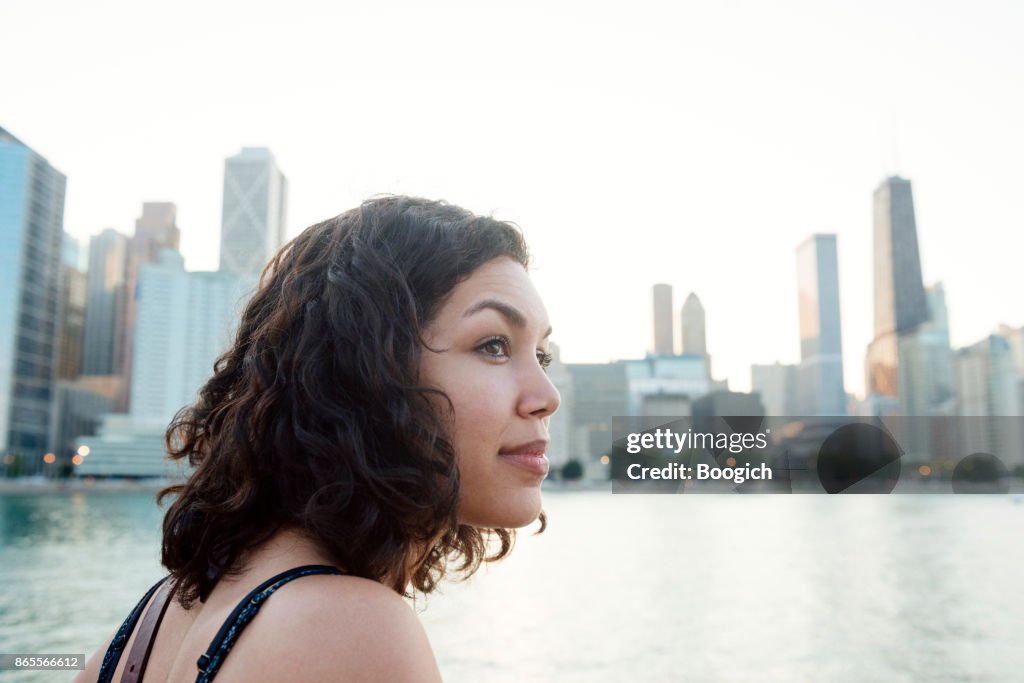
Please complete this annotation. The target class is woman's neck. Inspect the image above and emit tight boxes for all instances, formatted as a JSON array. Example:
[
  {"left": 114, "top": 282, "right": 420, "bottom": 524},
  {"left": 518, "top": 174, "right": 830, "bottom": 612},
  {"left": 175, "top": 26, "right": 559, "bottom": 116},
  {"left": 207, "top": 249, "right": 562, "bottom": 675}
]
[{"left": 242, "top": 526, "right": 430, "bottom": 595}]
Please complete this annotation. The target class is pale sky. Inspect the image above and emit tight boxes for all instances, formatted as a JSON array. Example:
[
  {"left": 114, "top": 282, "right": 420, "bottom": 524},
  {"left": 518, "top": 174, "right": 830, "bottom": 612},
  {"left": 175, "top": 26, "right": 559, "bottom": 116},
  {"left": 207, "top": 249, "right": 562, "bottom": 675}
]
[{"left": 3, "top": 0, "right": 1022, "bottom": 398}]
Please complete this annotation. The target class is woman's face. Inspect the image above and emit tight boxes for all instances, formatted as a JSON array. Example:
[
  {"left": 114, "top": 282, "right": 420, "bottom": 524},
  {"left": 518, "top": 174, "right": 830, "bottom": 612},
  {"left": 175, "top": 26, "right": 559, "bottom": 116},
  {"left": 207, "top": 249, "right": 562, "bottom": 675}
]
[{"left": 420, "top": 257, "right": 560, "bottom": 528}]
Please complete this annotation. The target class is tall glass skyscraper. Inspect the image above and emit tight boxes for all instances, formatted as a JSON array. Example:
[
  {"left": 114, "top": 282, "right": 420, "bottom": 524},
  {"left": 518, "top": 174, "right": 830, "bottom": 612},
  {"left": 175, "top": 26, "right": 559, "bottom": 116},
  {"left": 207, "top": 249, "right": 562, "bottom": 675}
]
[
  {"left": 0, "top": 126, "right": 66, "bottom": 467},
  {"left": 866, "top": 176, "right": 929, "bottom": 404},
  {"left": 872, "top": 176, "right": 928, "bottom": 336},
  {"left": 81, "top": 228, "right": 128, "bottom": 375},
  {"left": 219, "top": 147, "right": 287, "bottom": 277},
  {"left": 796, "top": 234, "right": 846, "bottom": 415}
]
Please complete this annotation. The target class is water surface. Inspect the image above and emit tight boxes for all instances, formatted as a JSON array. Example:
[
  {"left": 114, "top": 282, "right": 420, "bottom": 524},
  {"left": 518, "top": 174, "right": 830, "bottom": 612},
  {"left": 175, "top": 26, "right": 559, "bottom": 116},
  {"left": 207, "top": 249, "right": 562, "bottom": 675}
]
[{"left": 2, "top": 491, "right": 1022, "bottom": 682}]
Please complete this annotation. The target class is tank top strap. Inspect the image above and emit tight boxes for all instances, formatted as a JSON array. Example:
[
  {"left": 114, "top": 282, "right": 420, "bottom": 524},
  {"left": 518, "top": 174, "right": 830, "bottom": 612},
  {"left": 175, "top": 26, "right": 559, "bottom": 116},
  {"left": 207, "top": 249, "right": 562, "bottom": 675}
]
[
  {"left": 96, "top": 576, "right": 171, "bottom": 683},
  {"left": 195, "top": 564, "right": 347, "bottom": 683}
]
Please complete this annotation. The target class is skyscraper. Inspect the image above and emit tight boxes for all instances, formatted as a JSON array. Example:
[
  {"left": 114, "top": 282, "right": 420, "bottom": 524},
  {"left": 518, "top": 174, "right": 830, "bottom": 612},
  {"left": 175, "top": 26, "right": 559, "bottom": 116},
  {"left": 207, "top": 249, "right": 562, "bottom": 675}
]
[
  {"left": 873, "top": 176, "right": 928, "bottom": 336},
  {"left": 866, "top": 176, "right": 929, "bottom": 407},
  {"left": 129, "top": 251, "right": 256, "bottom": 421},
  {"left": 81, "top": 228, "right": 128, "bottom": 376},
  {"left": 651, "top": 283, "right": 674, "bottom": 355},
  {"left": 680, "top": 291, "right": 711, "bottom": 377},
  {"left": 133, "top": 202, "right": 180, "bottom": 261},
  {"left": 219, "top": 147, "right": 287, "bottom": 277},
  {"left": 57, "top": 233, "right": 87, "bottom": 380},
  {"left": 0, "top": 126, "right": 66, "bottom": 468},
  {"left": 680, "top": 292, "right": 707, "bottom": 356},
  {"left": 117, "top": 202, "right": 180, "bottom": 409},
  {"left": 796, "top": 234, "right": 846, "bottom": 415}
]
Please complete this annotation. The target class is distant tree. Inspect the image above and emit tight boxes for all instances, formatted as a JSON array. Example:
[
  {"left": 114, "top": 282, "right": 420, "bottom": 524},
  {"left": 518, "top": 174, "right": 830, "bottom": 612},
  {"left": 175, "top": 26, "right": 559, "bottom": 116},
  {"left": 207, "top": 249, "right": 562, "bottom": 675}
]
[
  {"left": 561, "top": 459, "right": 584, "bottom": 481},
  {"left": 4, "top": 453, "right": 26, "bottom": 478}
]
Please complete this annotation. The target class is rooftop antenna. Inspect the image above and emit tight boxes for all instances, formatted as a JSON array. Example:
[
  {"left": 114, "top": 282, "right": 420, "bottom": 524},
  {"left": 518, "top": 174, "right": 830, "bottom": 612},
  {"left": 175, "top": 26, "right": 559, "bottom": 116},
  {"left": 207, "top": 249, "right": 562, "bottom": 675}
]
[
  {"left": 891, "top": 117, "right": 902, "bottom": 177},
  {"left": 878, "top": 107, "right": 902, "bottom": 178}
]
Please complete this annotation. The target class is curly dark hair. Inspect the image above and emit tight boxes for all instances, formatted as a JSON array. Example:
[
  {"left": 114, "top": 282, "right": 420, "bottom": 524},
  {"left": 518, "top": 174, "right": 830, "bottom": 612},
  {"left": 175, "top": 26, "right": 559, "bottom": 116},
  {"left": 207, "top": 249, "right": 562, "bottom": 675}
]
[{"left": 159, "top": 195, "right": 541, "bottom": 607}]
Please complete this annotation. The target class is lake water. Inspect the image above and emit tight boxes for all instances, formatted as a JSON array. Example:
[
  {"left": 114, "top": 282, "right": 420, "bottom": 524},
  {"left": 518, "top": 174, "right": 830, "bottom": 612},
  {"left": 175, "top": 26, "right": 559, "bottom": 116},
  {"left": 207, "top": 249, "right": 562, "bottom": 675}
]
[{"left": 2, "top": 490, "right": 1023, "bottom": 682}]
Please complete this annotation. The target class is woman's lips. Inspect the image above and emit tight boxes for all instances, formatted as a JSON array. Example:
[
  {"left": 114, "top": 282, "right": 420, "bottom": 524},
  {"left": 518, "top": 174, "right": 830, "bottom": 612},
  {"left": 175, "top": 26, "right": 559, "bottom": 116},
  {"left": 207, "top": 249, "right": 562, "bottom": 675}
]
[{"left": 498, "top": 452, "right": 550, "bottom": 476}]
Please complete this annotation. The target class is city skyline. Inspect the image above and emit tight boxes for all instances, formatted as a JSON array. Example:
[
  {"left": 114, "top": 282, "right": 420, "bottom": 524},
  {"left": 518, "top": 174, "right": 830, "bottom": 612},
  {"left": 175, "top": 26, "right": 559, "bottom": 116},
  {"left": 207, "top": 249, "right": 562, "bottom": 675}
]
[
  {"left": 3, "top": 0, "right": 1022, "bottom": 398},
  {"left": 13, "top": 144, "right": 1022, "bottom": 402},
  {"left": 3, "top": 134, "right": 1021, "bottom": 474}
]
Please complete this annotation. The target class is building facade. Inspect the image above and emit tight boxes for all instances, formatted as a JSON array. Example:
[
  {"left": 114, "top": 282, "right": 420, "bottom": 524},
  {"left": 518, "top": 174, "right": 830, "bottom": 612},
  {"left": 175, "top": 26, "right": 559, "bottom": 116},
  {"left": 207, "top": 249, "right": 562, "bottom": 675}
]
[
  {"left": 866, "top": 176, "right": 930, "bottom": 410},
  {"left": 796, "top": 234, "right": 846, "bottom": 415},
  {"left": 623, "top": 354, "right": 720, "bottom": 416},
  {"left": 57, "top": 233, "right": 87, "bottom": 380},
  {"left": 82, "top": 228, "right": 128, "bottom": 375},
  {"left": 219, "top": 147, "right": 288, "bottom": 277},
  {"left": 751, "top": 362, "right": 798, "bottom": 417},
  {"left": 898, "top": 283, "right": 955, "bottom": 417},
  {"left": 872, "top": 176, "right": 928, "bottom": 336},
  {"left": 680, "top": 292, "right": 711, "bottom": 377},
  {"left": 130, "top": 251, "right": 257, "bottom": 421},
  {"left": 996, "top": 324, "right": 1024, "bottom": 416},
  {"left": 651, "top": 283, "right": 674, "bottom": 355},
  {"left": 565, "top": 362, "right": 629, "bottom": 465},
  {"left": 117, "top": 202, "right": 181, "bottom": 409},
  {"left": 954, "top": 335, "right": 1022, "bottom": 466},
  {"left": 0, "top": 127, "right": 66, "bottom": 468}
]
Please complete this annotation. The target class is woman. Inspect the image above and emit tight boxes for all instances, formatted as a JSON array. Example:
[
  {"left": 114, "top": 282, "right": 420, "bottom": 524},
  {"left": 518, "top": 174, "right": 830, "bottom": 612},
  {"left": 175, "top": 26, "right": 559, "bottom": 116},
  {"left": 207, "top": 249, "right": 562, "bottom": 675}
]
[{"left": 76, "top": 196, "right": 560, "bottom": 682}]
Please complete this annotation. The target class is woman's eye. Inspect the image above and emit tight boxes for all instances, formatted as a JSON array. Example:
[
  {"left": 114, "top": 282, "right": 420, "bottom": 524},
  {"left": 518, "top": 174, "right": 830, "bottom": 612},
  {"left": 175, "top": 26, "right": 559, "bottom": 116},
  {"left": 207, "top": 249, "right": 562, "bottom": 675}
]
[
  {"left": 477, "top": 337, "right": 552, "bottom": 370},
  {"left": 478, "top": 336, "right": 511, "bottom": 358}
]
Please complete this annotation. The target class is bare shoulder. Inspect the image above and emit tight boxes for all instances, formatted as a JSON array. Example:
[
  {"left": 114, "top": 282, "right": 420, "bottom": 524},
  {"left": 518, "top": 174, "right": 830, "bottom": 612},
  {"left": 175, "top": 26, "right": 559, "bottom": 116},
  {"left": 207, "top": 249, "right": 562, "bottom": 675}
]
[
  {"left": 73, "top": 631, "right": 114, "bottom": 683},
  {"left": 214, "top": 574, "right": 443, "bottom": 682}
]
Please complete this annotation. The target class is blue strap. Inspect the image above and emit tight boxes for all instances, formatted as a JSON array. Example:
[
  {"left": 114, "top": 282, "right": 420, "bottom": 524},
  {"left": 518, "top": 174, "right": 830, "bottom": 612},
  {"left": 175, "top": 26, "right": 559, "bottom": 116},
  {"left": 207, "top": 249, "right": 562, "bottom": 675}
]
[
  {"left": 96, "top": 576, "right": 170, "bottom": 683},
  {"left": 195, "top": 564, "right": 346, "bottom": 682}
]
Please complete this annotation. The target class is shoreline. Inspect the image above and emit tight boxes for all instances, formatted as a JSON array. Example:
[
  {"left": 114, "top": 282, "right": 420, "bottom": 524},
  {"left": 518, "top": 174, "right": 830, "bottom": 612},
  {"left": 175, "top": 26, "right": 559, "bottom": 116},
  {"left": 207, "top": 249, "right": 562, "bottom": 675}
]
[
  {"left": 0, "top": 477, "right": 173, "bottom": 494},
  {"left": 0, "top": 477, "right": 615, "bottom": 495},
  {"left": 3, "top": 476, "right": 1020, "bottom": 495}
]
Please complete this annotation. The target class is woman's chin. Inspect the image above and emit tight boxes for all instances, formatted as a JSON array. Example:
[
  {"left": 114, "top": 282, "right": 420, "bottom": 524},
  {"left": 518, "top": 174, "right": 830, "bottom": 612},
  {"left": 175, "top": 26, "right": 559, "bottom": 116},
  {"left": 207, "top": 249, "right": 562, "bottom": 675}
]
[{"left": 459, "top": 490, "right": 543, "bottom": 529}]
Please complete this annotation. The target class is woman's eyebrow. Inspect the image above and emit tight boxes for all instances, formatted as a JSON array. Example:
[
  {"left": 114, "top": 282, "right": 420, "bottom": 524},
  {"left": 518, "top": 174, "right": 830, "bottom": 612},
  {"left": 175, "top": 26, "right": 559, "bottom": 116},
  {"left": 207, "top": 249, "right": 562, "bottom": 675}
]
[{"left": 463, "top": 299, "right": 553, "bottom": 338}]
